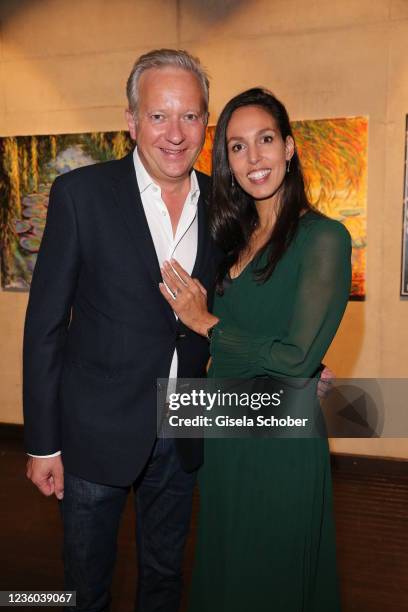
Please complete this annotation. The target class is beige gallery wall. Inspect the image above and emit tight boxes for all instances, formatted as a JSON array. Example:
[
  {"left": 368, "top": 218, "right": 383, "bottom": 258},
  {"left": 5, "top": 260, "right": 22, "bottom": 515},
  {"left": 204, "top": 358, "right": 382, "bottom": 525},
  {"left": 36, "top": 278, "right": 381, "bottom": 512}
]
[{"left": 0, "top": 0, "right": 407, "bottom": 458}]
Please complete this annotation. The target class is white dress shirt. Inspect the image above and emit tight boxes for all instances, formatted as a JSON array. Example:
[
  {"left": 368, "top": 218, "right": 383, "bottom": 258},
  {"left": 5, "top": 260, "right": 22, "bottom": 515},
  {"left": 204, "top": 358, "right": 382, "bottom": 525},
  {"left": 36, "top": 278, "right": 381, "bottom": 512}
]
[
  {"left": 30, "top": 148, "right": 200, "bottom": 458},
  {"left": 133, "top": 147, "right": 200, "bottom": 381}
]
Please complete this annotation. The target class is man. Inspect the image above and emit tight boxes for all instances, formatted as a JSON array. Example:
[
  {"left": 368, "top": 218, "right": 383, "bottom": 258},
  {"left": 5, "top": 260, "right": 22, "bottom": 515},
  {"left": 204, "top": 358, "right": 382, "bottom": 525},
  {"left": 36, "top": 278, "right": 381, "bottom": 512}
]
[{"left": 24, "top": 49, "right": 217, "bottom": 612}]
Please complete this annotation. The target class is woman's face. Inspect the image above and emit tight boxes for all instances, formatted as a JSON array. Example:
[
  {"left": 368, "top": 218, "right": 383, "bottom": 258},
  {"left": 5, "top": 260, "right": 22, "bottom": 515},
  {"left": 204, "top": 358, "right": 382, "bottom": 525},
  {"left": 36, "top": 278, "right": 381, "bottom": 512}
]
[{"left": 226, "top": 105, "right": 294, "bottom": 202}]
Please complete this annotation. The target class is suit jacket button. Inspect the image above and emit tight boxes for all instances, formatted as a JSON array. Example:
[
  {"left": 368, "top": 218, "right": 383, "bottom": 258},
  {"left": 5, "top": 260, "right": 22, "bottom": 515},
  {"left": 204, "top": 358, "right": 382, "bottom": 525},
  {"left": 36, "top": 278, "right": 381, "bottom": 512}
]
[{"left": 176, "top": 332, "right": 186, "bottom": 340}]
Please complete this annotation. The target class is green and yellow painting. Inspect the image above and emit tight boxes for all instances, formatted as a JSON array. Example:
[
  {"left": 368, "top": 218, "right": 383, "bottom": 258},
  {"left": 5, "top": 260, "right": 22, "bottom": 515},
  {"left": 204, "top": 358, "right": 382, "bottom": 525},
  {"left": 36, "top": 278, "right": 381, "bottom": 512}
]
[
  {"left": 196, "top": 117, "right": 368, "bottom": 300},
  {"left": 0, "top": 131, "right": 133, "bottom": 289},
  {"left": 0, "top": 117, "right": 367, "bottom": 298}
]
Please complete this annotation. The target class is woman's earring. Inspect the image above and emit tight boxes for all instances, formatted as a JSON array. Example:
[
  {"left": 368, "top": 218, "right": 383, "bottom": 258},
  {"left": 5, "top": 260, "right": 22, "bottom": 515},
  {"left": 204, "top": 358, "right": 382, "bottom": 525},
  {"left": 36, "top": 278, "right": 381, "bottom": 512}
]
[
  {"left": 230, "top": 170, "right": 235, "bottom": 187},
  {"left": 286, "top": 158, "right": 291, "bottom": 174}
]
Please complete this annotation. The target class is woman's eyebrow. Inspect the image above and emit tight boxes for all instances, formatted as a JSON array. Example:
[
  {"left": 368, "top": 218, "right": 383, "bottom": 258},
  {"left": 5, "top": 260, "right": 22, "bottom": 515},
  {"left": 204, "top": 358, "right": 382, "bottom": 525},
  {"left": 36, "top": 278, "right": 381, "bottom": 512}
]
[{"left": 227, "top": 128, "right": 276, "bottom": 143}]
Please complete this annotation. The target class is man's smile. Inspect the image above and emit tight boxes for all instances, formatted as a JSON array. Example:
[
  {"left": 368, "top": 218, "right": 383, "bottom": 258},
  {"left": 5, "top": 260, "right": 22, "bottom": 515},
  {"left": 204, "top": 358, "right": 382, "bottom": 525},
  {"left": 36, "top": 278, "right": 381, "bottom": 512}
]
[{"left": 159, "top": 147, "right": 188, "bottom": 157}]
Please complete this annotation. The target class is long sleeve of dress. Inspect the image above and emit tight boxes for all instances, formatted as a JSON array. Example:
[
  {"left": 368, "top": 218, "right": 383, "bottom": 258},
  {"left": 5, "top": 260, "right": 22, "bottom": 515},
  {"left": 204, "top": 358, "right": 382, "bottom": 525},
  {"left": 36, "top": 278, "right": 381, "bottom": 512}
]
[{"left": 211, "top": 218, "right": 352, "bottom": 379}]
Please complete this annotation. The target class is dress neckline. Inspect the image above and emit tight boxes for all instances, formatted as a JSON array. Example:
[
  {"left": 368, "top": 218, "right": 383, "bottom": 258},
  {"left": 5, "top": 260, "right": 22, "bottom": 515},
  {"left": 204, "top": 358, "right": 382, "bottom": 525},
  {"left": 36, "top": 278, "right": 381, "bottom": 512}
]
[
  {"left": 228, "top": 210, "right": 315, "bottom": 283},
  {"left": 229, "top": 259, "right": 253, "bottom": 282}
]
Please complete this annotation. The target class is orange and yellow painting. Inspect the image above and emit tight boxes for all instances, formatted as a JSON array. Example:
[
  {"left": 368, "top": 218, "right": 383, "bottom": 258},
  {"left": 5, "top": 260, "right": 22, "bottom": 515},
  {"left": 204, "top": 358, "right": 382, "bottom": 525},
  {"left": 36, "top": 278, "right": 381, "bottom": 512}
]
[{"left": 195, "top": 117, "right": 368, "bottom": 300}]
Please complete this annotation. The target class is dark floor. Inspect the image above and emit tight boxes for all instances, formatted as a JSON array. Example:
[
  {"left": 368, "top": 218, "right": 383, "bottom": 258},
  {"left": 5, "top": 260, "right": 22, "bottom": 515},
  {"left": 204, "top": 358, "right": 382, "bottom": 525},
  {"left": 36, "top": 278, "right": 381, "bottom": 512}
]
[{"left": 1, "top": 430, "right": 407, "bottom": 611}]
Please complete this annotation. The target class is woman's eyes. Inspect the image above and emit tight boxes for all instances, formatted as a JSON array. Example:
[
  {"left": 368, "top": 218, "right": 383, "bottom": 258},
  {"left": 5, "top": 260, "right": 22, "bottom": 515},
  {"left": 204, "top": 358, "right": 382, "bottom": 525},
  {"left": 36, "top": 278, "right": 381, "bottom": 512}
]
[
  {"left": 231, "top": 143, "right": 244, "bottom": 153},
  {"left": 230, "top": 135, "right": 274, "bottom": 153}
]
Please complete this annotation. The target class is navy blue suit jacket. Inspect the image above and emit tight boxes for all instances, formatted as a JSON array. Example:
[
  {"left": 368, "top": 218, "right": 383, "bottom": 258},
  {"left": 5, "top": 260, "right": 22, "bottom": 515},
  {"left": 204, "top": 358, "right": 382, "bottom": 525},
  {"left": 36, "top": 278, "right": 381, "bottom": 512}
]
[{"left": 23, "top": 152, "right": 218, "bottom": 486}]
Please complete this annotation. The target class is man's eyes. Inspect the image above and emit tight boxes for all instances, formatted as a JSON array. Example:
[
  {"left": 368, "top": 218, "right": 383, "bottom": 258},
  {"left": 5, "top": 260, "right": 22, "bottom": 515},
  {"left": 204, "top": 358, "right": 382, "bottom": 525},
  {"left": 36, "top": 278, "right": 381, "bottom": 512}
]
[{"left": 149, "top": 113, "right": 200, "bottom": 122}]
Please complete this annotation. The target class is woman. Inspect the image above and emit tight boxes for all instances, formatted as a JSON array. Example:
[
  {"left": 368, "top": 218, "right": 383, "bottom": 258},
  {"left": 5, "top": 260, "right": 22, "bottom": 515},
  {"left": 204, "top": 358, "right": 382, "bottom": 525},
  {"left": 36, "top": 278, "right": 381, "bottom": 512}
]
[{"left": 159, "top": 88, "right": 351, "bottom": 611}]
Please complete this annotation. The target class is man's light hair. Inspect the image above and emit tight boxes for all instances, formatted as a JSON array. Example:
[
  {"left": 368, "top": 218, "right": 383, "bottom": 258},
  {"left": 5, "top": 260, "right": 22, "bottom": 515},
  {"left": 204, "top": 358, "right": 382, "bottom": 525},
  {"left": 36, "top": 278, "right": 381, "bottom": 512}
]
[{"left": 126, "top": 48, "right": 210, "bottom": 119}]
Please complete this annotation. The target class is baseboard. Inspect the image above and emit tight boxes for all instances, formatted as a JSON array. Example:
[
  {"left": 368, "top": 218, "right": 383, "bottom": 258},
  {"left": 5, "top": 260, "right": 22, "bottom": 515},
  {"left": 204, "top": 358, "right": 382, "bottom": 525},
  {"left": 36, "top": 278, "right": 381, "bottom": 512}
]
[
  {"left": 1, "top": 422, "right": 407, "bottom": 474},
  {"left": 0, "top": 422, "right": 24, "bottom": 441},
  {"left": 331, "top": 452, "right": 408, "bottom": 476}
]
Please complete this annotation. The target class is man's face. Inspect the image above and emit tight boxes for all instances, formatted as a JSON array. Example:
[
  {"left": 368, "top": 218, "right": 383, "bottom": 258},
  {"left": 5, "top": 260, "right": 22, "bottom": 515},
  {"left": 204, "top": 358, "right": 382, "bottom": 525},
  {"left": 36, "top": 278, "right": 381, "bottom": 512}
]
[{"left": 126, "top": 67, "right": 207, "bottom": 187}]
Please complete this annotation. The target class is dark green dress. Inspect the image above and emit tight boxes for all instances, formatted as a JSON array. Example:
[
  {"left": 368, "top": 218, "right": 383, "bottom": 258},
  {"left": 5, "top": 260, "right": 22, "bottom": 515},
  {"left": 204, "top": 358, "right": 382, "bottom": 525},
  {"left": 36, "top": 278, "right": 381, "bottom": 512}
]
[{"left": 188, "top": 212, "right": 352, "bottom": 612}]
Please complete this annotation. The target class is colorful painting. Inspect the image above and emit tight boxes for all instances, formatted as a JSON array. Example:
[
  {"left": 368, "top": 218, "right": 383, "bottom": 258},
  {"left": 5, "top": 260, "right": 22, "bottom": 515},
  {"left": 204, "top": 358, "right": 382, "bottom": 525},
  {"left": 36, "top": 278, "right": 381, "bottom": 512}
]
[
  {"left": 0, "top": 117, "right": 367, "bottom": 297},
  {"left": 401, "top": 116, "right": 408, "bottom": 297},
  {"left": 194, "top": 127, "right": 215, "bottom": 175},
  {"left": 0, "top": 132, "right": 133, "bottom": 289},
  {"left": 195, "top": 117, "right": 368, "bottom": 300}
]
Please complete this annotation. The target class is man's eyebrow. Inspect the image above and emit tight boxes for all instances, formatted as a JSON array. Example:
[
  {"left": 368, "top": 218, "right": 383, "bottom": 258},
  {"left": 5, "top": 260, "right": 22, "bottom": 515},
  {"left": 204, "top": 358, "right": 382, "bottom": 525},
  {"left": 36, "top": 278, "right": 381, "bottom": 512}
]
[{"left": 144, "top": 108, "right": 204, "bottom": 115}]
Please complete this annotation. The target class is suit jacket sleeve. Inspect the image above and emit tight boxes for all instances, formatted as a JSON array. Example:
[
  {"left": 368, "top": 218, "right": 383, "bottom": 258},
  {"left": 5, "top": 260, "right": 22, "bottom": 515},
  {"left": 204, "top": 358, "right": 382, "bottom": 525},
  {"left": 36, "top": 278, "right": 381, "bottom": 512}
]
[{"left": 23, "top": 175, "right": 80, "bottom": 455}]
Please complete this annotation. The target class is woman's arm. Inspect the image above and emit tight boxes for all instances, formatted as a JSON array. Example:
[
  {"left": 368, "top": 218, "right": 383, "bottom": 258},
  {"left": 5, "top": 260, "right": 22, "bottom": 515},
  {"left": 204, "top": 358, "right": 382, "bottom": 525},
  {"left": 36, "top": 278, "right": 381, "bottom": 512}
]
[{"left": 159, "top": 219, "right": 351, "bottom": 378}]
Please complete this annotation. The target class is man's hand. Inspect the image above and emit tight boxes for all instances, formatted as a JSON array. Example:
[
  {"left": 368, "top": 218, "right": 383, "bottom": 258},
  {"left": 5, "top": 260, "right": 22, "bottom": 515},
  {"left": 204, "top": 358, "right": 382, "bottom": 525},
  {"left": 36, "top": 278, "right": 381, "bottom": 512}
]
[
  {"left": 317, "top": 366, "right": 335, "bottom": 399},
  {"left": 26, "top": 455, "right": 64, "bottom": 500}
]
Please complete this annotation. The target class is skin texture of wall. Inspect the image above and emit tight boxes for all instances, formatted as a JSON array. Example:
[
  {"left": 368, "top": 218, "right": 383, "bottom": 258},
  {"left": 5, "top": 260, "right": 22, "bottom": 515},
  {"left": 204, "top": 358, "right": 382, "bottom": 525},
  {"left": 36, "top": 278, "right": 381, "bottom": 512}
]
[{"left": 0, "top": 0, "right": 407, "bottom": 458}]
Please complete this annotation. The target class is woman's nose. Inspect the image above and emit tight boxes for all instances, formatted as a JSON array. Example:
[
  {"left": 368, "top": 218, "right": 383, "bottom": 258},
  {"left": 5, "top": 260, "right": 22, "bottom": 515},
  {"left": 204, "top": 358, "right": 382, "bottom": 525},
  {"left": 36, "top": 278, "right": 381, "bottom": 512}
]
[{"left": 247, "top": 144, "right": 260, "bottom": 165}]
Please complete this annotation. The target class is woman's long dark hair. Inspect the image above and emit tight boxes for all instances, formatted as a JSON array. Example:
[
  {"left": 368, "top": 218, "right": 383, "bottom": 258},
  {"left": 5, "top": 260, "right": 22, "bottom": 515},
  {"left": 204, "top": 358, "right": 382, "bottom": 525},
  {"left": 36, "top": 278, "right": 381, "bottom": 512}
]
[{"left": 210, "top": 88, "right": 313, "bottom": 294}]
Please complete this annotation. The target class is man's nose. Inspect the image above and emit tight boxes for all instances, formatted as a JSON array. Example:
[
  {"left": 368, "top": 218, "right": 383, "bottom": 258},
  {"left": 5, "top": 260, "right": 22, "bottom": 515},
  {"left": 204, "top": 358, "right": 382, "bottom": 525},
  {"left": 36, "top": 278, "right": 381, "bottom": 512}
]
[{"left": 166, "top": 119, "right": 184, "bottom": 144}]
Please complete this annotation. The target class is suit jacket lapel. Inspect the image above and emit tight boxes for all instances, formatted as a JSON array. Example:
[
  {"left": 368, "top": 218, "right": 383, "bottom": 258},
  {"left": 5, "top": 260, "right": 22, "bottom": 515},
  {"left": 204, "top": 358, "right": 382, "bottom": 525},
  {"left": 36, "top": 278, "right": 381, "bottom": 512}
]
[
  {"left": 112, "top": 153, "right": 176, "bottom": 328},
  {"left": 191, "top": 172, "right": 210, "bottom": 280}
]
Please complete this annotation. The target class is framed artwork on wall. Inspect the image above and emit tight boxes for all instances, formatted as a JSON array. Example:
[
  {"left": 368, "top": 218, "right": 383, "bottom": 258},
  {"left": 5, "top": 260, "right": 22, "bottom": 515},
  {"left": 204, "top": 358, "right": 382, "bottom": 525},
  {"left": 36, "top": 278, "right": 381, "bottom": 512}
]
[
  {"left": 0, "top": 116, "right": 368, "bottom": 299},
  {"left": 0, "top": 131, "right": 133, "bottom": 290},
  {"left": 401, "top": 115, "right": 408, "bottom": 297}
]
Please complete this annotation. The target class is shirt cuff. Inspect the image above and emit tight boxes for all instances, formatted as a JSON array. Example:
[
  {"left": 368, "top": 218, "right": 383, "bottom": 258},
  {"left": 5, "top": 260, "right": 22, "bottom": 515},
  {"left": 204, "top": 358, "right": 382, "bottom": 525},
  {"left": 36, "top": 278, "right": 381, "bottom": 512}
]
[{"left": 27, "top": 451, "right": 62, "bottom": 458}]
